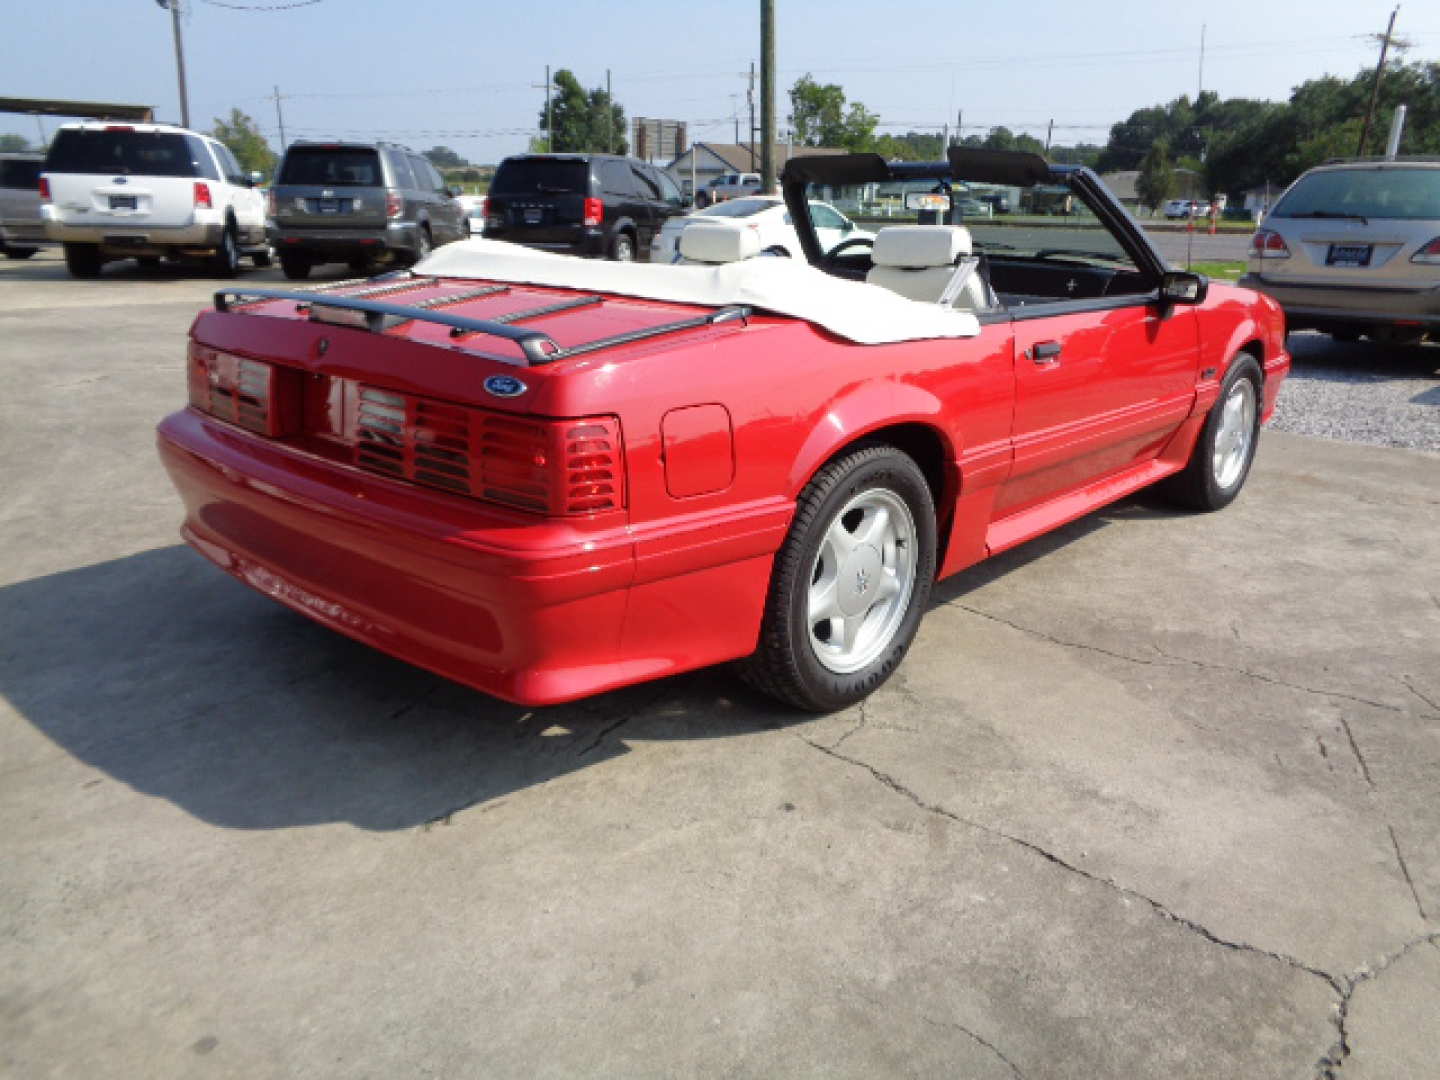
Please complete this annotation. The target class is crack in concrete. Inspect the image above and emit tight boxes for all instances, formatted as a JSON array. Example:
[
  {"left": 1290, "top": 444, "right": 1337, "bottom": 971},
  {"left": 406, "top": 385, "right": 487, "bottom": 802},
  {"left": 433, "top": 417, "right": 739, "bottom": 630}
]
[
  {"left": 1386, "top": 825, "right": 1429, "bottom": 923},
  {"left": 577, "top": 715, "right": 631, "bottom": 757},
  {"left": 387, "top": 683, "right": 441, "bottom": 723},
  {"left": 947, "top": 603, "right": 1406, "bottom": 715},
  {"left": 830, "top": 700, "right": 868, "bottom": 750},
  {"left": 1315, "top": 931, "right": 1440, "bottom": 1079},
  {"left": 1336, "top": 717, "right": 1375, "bottom": 791},
  {"left": 1397, "top": 674, "right": 1440, "bottom": 716},
  {"left": 919, "top": 1014, "right": 1026, "bottom": 1078},
  {"left": 799, "top": 734, "right": 1341, "bottom": 988}
]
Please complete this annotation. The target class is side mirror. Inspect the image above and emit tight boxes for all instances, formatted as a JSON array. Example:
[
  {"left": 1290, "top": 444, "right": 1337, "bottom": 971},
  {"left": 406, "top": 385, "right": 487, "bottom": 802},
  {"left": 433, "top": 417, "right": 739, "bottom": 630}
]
[
  {"left": 248, "top": 171, "right": 263, "bottom": 187},
  {"left": 841, "top": 219, "right": 854, "bottom": 233},
  {"left": 1160, "top": 270, "right": 1208, "bottom": 305}
]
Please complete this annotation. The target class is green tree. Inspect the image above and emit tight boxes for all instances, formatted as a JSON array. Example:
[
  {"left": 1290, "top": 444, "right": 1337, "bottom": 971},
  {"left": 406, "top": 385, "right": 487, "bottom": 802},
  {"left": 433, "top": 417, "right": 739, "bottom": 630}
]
[
  {"left": 209, "top": 109, "right": 275, "bottom": 178},
  {"left": 1135, "top": 139, "right": 1176, "bottom": 212},
  {"left": 0, "top": 133, "right": 29, "bottom": 152},
  {"left": 789, "top": 75, "right": 880, "bottom": 151},
  {"left": 424, "top": 146, "right": 466, "bottom": 168},
  {"left": 538, "top": 69, "right": 627, "bottom": 154}
]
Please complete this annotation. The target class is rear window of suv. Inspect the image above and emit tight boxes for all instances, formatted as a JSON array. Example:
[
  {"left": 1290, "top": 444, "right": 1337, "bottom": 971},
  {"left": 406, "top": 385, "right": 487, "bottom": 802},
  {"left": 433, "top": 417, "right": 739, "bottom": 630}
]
[
  {"left": 1273, "top": 167, "right": 1440, "bottom": 221},
  {"left": 45, "top": 129, "right": 210, "bottom": 177},
  {"left": 278, "top": 148, "right": 383, "bottom": 187},
  {"left": 491, "top": 158, "right": 591, "bottom": 195}
]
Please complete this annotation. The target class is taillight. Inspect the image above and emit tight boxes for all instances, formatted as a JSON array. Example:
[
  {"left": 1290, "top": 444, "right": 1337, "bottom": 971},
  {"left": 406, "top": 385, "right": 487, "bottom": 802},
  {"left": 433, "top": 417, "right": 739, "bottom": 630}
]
[
  {"left": 350, "top": 384, "right": 625, "bottom": 515},
  {"left": 386, "top": 191, "right": 403, "bottom": 219},
  {"left": 583, "top": 197, "right": 603, "bottom": 227},
  {"left": 38, "top": 176, "right": 49, "bottom": 202},
  {"left": 1250, "top": 229, "right": 1289, "bottom": 259},
  {"left": 1411, "top": 237, "right": 1440, "bottom": 265},
  {"left": 188, "top": 343, "right": 300, "bottom": 437},
  {"left": 193, "top": 181, "right": 213, "bottom": 209}
]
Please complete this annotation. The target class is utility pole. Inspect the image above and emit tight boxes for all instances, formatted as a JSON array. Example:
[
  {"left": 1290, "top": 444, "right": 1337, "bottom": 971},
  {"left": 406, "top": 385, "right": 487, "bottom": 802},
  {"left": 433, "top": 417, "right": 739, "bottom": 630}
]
[
  {"left": 270, "top": 86, "right": 287, "bottom": 152},
  {"left": 1357, "top": 6, "right": 1401, "bottom": 157},
  {"left": 532, "top": 66, "right": 553, "bottom": 151},
  {"left": 760, "top": 0, "right": 775, "bottom": 194},
  {"left": 748, "top": 61, "right": 757, "bottom": 170},
  {"left": 156, "top": 0, "right": 190, "bottom": 128},
  {"left": 1197, "top": 23, "right": 1206, "bottom": 100},
  {"left": 606, "top": 69, "right": 613, "bottom": 153},
  {"left": 1045, "top": 118, "right": 1054, "bottom": 153}
]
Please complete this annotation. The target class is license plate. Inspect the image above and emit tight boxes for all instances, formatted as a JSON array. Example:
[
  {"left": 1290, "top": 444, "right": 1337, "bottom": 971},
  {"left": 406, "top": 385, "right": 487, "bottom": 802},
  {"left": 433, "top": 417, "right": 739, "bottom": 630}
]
[
  {"left": 1326, "top": 243, "right": 1372, "bottom": 267},
  {"left": 317, "top": 198, "right": 340, "bottom": 214},
  {"left": 523, "top": 208, "right": 543, "bottom": 224},
  {"left": 109, "top": 195, "right": 137, "bottom": 210}
]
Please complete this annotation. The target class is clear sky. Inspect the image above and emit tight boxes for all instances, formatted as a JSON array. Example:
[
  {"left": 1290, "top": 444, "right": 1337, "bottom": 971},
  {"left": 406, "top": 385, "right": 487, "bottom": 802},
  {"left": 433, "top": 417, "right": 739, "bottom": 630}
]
[{"left": 6, "top": 1, "right": 1438, "bottom": 165}]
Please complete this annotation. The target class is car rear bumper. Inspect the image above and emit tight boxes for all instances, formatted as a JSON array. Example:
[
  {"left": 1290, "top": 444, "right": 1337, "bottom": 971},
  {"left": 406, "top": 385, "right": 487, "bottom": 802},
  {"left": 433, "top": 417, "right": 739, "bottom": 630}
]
[
  {"left": 0, "top": 220, "right": 52, "bottom": 245},
  {"left": 482, "top": 226, "right": 608, "bottom": 257},
  {"left": 156, "top": 408, "right": 780, "bottom": 705},
  {"left": 1239, "top": 273, "right": 1440, "bottom": 331},
  {"left": 268, "top": 221, "right": 419, "bottom": 257},
  {"left": 43, "top": 207, "right": 227, "bottom": 250}
]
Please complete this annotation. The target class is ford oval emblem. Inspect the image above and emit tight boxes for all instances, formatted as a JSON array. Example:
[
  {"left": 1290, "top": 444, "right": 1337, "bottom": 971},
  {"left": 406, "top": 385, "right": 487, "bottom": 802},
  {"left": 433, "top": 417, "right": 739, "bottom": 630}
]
[
  {"left": 113, "top": 177, "right": 127, "bottom": 185},
  {"left": 484, "top": 374, "right": 527, "bottom": 398}
]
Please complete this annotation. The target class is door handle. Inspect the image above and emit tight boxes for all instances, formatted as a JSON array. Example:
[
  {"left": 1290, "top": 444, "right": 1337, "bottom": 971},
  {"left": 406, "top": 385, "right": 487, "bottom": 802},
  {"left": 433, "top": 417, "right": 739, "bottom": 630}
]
[{"left": 1030, "top": 341, "right": 1062, "bottom": 364}]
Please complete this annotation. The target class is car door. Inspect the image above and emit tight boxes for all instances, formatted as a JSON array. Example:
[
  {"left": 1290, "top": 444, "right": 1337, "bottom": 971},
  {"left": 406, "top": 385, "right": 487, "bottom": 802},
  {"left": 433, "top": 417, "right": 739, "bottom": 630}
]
[
  {"left": 807, "top": 201, "right": 852, "bottom": 254},
  {"left": 628, "top": 163, "right": 667, "bottom": 248},
  {"left": 597, "top": 160, "right": 641, "bottom": 244},
  {"left": 210, "top": 140, "right": 264, "bottom": 243},
  {"left": 414, "top": 155, "right": 463, "bottom": 243}
]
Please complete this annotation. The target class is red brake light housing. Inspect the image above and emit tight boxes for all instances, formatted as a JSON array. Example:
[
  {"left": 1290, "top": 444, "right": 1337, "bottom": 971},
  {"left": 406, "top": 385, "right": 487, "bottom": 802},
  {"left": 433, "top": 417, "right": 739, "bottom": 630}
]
[
  {"left": 1411, "top": 237, "right": 1440, "bottom": 265},
  {"left": 38, "top": 176, "right": 50, "bottom": 201},
  {"left": 1250, "top": 229, "right": 1289, "bottom": 259},
  {"left": 583, "top": 197, "right": 603, "bottom": 227},
  {"left": 386, "top": 191, "right": 403, "bottom": 219},
  {"left": 193, "top": 181, "right": 213, "bottom": 210},
  {"left": 188, "top": 345, "right": 301, "bottom": 437}
]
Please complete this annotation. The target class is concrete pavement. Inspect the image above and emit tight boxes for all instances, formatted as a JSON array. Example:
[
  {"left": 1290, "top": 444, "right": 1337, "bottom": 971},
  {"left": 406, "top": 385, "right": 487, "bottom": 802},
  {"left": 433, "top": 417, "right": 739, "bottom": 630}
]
[{"left": 2, "top": 251, "right": 1437, "bottom": 1078}]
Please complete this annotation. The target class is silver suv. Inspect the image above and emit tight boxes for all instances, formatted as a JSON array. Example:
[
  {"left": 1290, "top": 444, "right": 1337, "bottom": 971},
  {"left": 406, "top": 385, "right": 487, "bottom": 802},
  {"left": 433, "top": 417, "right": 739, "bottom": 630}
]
[
  {"left": 267, "top": 141, "right": 466, "bottom": 279},
  {"left": 0, "top": 152, "right": 49, "bottom": 259},
  {"left": 1239, "top": 158, "right": 1440, "bottom": 345}
]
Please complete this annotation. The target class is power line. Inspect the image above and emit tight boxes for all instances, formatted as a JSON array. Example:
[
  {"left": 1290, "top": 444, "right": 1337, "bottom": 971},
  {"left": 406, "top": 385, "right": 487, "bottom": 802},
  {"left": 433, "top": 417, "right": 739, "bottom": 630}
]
[{"left": 198, "top": 0, "right": 323, "bottom": 9}]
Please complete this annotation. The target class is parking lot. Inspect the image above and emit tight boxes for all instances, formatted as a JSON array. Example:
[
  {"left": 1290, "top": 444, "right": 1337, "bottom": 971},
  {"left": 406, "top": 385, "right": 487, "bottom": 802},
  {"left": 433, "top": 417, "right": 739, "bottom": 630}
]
[{"left": 2, "top": 250, "right": 1438, "bottom": 1079}]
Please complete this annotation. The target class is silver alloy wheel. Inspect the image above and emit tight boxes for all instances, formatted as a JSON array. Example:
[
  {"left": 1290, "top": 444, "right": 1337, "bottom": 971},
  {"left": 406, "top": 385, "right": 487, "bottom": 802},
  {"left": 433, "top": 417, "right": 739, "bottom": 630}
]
[
  {"left": 1212, "top": 377, "right": 1257, "bottom": 491},
  {"left": 806, "top": 487, "right": 918, "bottom": 674}
]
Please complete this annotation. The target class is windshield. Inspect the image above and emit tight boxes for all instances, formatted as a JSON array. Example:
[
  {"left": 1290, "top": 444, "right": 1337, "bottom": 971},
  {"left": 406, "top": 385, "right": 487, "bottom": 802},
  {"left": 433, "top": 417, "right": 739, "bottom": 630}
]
[
  {"left": 1272, "top": 167, "right": 1440, "bottom": 221},
  {"left": 278, "top": 148, "right": 382, "bottom": 187},
  {"left": 45, "top": 129, "right": 204, "bottom": 177},
  {"left": 697, "top": 198, "right": 777, "bottom": 219},
  {"left": 490, "top": 158, "right": 590, "bottom": 195},
  {"left": 801, "top": 172, "right": 1134, "bottom": 267}
]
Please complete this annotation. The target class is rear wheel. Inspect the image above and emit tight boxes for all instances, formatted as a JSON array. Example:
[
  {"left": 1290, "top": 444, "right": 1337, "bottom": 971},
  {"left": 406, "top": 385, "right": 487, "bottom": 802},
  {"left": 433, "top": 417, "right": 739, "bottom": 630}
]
[
  {"left": 2, "top": 245, "right": 38, "bottom": 260},
  {"left": 410, "top": 226, "right": 432, "bottom": 266},
  {"left": 63, "top": 242, "right": 103, "bottom": 279},
  {"left": 610, "top": 231, "right": 636, "bottom": 262},
  {"left": 211, "top": 223, "right": 240, "bottom": 277},
  {"left": 279, "top": 252, "right": 312, "bottom": 280},
  {"left": 1160, "top": 354, "right": 1262, "bottom": 512},
  {"left": 740, "top": 444, "right": 936, "bottom": 712},
  {"left": 251, "top": 246, "right": 273, "bottom": 269}
]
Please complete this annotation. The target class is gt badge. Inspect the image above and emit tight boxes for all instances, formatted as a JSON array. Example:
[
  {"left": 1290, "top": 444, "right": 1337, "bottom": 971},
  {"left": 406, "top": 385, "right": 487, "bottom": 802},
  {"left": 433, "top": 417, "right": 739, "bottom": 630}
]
[{"left": 484, "top": 374, "right": 527, "bottom": 398}]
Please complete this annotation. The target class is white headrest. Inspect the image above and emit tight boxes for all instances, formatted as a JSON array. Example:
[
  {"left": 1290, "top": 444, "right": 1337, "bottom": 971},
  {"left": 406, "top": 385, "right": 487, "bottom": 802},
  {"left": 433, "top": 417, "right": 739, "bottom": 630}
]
[
  {"left": 871, "top": 225, "right": 973, "bottom": 268},
  {"left": 678, "top": 220, "right": 762, "bottom": 263}
]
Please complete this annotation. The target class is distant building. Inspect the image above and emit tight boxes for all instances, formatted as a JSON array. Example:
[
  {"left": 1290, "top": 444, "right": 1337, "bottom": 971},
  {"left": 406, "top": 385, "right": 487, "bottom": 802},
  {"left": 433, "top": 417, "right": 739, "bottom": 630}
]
[
  {"left": 666, "top": 142, "right": 849, "bottom": 194},
  {"left": 1100, "top": 168, "right": 1207, "bottom": 211}
]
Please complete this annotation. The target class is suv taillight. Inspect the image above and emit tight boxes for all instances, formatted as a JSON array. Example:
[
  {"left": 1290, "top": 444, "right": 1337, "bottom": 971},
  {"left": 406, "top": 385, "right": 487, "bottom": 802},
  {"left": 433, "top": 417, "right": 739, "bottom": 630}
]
[
  {"left": 1250, "top": 229, "right": 1289, "bottom": 259},
  {"left": 583, "top": 197, "right": 603, "bottom": 227},
  {"left": 386, "top": 191, "right": 403, "bottom": 219},
  {"left": 193, "top": 182, "right": 213, "bottom": 210},
  {"left": 1411, "top": 237, "right": 1440, "bottom": 265},
  {"left": 38, "top": 176, "right": 49, "bottom": 202}
]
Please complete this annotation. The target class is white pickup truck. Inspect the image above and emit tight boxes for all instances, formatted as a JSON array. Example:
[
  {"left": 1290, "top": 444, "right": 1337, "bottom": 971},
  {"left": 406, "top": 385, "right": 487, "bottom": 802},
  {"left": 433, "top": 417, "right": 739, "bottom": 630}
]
[{"left": 698, "top": 171, "right": 762, "bottom": 207}]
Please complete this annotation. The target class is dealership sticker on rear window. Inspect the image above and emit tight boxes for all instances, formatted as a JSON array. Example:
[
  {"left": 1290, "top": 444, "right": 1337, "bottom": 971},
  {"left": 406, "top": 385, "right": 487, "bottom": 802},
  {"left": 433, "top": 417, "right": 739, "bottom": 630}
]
[{"left": 484, "top": 374, "right": 528, "bottom": 398}]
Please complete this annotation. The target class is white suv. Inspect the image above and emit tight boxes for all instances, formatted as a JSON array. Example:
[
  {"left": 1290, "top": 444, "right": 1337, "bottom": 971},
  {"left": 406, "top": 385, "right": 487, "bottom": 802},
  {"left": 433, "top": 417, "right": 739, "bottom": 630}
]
[{"left": 41, "top": 121, "right": 268, "bottom": 278}]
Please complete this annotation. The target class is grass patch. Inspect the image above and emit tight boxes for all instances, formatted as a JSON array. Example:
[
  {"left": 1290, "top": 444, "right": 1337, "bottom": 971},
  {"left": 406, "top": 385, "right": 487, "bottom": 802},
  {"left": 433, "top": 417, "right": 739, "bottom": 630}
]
[{"left": 1186, "top": 260, "right": 1247, "bottom": 280}]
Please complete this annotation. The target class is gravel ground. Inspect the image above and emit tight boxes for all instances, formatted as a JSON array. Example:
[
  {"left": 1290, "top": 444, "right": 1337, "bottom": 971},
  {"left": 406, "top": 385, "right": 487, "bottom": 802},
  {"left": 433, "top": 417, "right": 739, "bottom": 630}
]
[{"left": 1270, "top": 331, "right": 1440, "bottom": 453}]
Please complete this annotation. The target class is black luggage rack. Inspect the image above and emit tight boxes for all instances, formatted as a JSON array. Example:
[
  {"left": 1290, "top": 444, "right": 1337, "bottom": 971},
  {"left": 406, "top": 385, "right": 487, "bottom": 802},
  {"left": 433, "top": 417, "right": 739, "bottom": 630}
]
[{"left": 214, "top": 276, "right": 752, "bottom": 367}]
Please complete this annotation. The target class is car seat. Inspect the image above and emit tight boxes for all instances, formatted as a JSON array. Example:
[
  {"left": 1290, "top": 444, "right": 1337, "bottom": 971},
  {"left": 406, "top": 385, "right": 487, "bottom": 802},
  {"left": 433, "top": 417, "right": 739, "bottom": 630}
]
[
  {"left": 677, "top": 220, "right": 762, "bottom": 265},
  {"left": 866, "top": 225, "right": 992, "bottom": 310}
]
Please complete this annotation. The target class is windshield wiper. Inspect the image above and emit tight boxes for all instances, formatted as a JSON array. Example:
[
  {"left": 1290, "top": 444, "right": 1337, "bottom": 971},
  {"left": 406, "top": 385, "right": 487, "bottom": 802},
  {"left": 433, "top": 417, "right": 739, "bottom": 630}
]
[{"left": 1285, "top": 210, "right": 1369, "bottom": 225}]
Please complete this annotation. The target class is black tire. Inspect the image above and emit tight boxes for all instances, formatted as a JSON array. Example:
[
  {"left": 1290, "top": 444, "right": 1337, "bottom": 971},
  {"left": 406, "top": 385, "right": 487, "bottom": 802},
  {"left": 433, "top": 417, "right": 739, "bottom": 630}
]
[
  {"left": 63, "top": 242, "right": 103, "bottom": 279},
  {"left": 251, "top": 247, "right": 273, "bottom": 269},
  {"left": 1331, "top": 328, "right": 1360, "bottom": 343},
  {"left": 609, "top": 231, "right": 636, "bottom": 262},
  {"left": 279, "top": 252, "right": 312, "bottom": 280},
  {"left": 137, "top": 256, "right": 162, "bottom": 269},
  {"left": 410, "top": 225, "right": 432, "bottom": 266},
  {"left": 740, "top": 443, "right": 937, "bottom": 712},
  {"left": 211, "top": 223, "right": 240, "bottom": 277},
  {"left": 3, "top": 245, "right": 38, "bottom": 260},
  {"left": 1160, "top": 354, "right": 1263, "bottom": 512},
  {"left": 347, "top": 256, "right": 374, "bottom": 275}
]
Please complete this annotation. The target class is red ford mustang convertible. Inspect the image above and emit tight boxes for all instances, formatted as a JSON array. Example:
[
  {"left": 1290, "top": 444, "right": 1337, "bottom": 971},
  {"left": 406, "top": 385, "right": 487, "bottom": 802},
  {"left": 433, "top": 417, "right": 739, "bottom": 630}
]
[{"left": 157, "top": 149, "right": 1289, "bottom": 711}]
